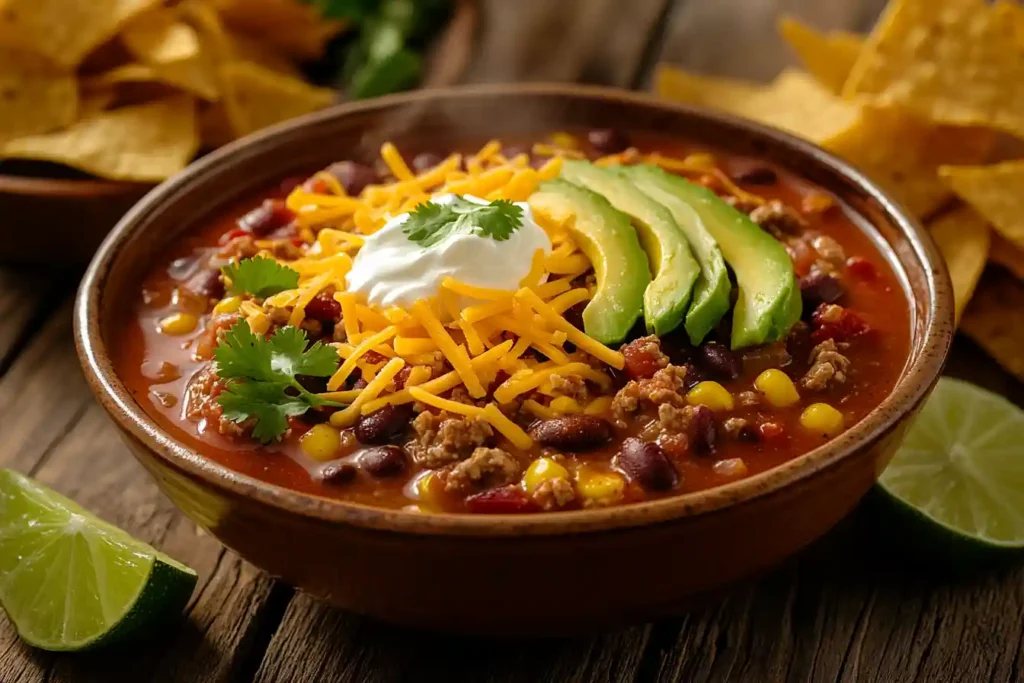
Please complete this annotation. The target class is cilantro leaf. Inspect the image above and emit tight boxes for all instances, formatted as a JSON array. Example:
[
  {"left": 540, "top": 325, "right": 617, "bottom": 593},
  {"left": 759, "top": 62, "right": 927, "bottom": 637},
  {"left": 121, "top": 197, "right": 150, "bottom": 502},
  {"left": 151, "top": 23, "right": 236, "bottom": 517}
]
[
  {"left": 214, "top": 320, "right": 342, "bottom": 442},
  {"left": 402, "top": 196, "right": 523, "bottom": 248},
  {"left": 222, "top": 256, "right": 300, "bottom": 299}
]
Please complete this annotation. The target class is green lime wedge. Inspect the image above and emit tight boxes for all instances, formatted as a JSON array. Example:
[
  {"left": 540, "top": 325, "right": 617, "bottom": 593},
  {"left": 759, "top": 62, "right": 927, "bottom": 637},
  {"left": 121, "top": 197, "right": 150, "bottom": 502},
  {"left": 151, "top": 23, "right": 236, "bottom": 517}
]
[
  {"left": 0, "top": 469, "right": 197, "bottom": 651},
  {"left": 878, "top": 377, "right": 1024, "bottom": 551}
]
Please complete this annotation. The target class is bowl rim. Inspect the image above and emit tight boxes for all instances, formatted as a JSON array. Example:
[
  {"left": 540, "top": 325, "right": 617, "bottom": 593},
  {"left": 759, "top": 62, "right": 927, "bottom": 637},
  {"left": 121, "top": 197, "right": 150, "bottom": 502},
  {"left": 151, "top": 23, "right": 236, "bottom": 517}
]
[{"left": 74, "top": 82, "right": 954, "bottom": 537}]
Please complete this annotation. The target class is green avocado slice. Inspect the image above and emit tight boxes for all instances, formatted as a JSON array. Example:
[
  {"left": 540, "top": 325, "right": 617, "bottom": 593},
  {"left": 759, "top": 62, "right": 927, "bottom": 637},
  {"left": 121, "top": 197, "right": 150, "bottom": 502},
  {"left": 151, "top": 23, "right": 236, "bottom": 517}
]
[
  {"left": 559, "top": 160, "right": 699, "bottom": 336},
  {"left": 624, "top": 165, "right": 731, "bottom": 345},
  {"left": 528, "top": 179, "right": 649, "bottom": 344},
  {"left": 628, "top": 165, "right": 799, "bottom": 349}
]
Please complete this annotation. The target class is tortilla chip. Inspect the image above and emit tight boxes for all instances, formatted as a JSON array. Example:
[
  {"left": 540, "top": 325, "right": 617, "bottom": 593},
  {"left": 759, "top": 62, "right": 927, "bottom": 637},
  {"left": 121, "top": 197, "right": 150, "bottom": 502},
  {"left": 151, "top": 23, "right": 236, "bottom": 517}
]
[
  {"left": 777, "top": 17, "right": 864, "bottom": 94},
  {"left": 824, "top": 109, "right": 995, "bottom": 218},
  {"left": 208, "top": 0, "right": 345, "bottom": 61},
  {"left": 224, "top": 31, "right": 303, "bottom": 78},
  {"left": 844, "top": 0, "right": 1024, "bottom": 138},
  {"left": 656, "top": 66, "right": 860, "bottom": 144},
  {"left": 927, "top": 205, "right": 991, "bottom": 322},
  {"left": 86, "top": 58, "right": 219, "bottom": 102},
  {"left": 989, "top": 234, "right": 1024, "bottom": 280},
  {"left": 78, "top": 89, "right": 116, "bottom": 118},
  {"left": 1, "top": 95, "right": 198, "bottom": 182},
  {"left": 939, "top": 160, "right": 1024, "bottom": 251},
  {"left": 121, "top": 6, "right": 200, "bottom": 64},
  {"left": 961, "top": 268, "right": 1024, "bottom": 381},
  {"left": 220, "top": 61, "right": 334, "bottom": 139},
  {"left": 0, "top": 0, "right": 159, "bottom": 68},
  {"left": 0, "top": 47, "right": 77, "bottom": 143}
]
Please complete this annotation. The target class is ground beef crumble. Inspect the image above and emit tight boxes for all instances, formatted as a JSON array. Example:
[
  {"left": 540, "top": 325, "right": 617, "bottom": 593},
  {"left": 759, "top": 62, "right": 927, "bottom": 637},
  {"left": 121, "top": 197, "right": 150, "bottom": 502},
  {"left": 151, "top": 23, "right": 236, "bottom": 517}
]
[
  {"left": 184, "top": 365, "right": 248, "bottom": 437},
  {"left": 611, "top": 365, "right": 688, "bottom": 427},
  {"left": 801, "top": 339, "right": 851, "bottom": 391},
  {"left": 548, "top": 373, "right": 589, "bottom": 402},
  {"left": 530, "top": 477, "right": 576, "bottom": 510},
  {"left": 443, "top": 447, "right": 520, "bottom": 493},
  {"left": 748, "top": 199, "right": 806, "bottom": 238},
  {"left": 406, "top": 412, "right": 493, "bottom": 468}
]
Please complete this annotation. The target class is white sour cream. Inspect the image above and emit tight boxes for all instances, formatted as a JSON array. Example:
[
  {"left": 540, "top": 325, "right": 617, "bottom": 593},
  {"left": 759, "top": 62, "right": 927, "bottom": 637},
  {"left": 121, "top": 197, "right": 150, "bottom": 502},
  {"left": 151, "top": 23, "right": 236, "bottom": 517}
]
[{"left": 345, "top": 194, "right": 551, "bottom": 309}]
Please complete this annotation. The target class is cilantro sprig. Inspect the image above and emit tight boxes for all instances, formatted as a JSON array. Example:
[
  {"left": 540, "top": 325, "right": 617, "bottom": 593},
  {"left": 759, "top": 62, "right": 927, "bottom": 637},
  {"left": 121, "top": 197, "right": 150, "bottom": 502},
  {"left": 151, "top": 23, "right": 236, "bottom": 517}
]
[
  {"left": 214, "top": 322, "right": 341, "bottom": 443},
  {"left": 402, "top": 196, "right": 524, "bottom": 248},
  {"left": 222, "top": 257, "right": 300, "bottom": 299}
]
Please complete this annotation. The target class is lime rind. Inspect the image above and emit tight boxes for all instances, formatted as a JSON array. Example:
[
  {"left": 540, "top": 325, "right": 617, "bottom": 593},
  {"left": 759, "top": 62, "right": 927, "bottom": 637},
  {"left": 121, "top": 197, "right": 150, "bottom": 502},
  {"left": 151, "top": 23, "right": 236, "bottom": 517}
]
[
  {"left": 879, "top": 377, "right": 1024, "bottom": 549},
  {"left": 0, "top": 469, "right": 197, "bottom": 651}
]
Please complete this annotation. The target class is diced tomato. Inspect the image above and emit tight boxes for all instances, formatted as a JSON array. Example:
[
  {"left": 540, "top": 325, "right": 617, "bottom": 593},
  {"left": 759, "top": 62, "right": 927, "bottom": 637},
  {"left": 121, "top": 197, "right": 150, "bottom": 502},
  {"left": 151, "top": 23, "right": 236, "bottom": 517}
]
[
  {"left": 219, "top": 227, "right": 249, "bottom": 245},
  {"left": 846, "top": 256, "right": 878, "bottom": 282},
  {"left": 810, "top": 303, "right": 870, "bottom": 344},
  {"left": 786, "top": 238, "right": 819, "bottom": 277},
  {"left": 465, "top": 486, "right": 538, "bottom": 514},
  {"left": 621, "top": 337, "right": 666, "bottom": 380},
  {"left": 758, "top": 422, "right": 785, "bottom": 441}
]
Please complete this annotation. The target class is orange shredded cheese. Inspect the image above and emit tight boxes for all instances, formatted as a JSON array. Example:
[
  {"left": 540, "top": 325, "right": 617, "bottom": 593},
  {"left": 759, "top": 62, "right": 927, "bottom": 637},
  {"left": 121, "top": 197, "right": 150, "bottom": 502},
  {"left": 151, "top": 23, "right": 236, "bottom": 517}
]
[
  {"left": 326, "top": 326, "right": 397, "bottom": 391},
  {"left": 411, "top": 300, "right": 485, "bottom": 398},
  {"left": 515, "top": 288, "right": 624, "bottom": 369},
  {"left": 330, "top": 358, "right": 406, "bottom": 427}
]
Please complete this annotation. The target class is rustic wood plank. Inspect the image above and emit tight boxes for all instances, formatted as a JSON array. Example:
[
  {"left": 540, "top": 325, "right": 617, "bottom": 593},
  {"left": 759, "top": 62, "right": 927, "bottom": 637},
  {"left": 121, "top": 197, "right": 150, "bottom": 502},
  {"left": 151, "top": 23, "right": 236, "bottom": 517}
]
[
  {"left": 0, "top": 267, "right": 73, "bottom": 375},
  {"left": 0, "top": 303, "right": 290, "bottom": 682},
  {"left": 463, "top": 0, "right": 670, "bottom": 87}
]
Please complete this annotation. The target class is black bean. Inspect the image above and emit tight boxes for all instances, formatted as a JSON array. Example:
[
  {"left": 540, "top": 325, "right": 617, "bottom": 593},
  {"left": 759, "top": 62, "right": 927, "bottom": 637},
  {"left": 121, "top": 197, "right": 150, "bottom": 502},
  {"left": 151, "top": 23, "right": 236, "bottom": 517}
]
[
  {"left": 357, "top": 445, "right": 406, "bottom": 478},
  {"left": 737, "top": 424, "right": 760, "bottom": 443},
  {"left": 698, "top": 341, "right": 741, "bottom": 380},
  {"left": 735, "top": 166, "right": 778, "bottom": 185},
  {"left": 614, "top": 438, "right": 679, "bottom": 492},
  {"left": 800, "top": 271, "right": 846, "bottom": 306},
  {"left": 528, "top": 416, "right": 614, "bottom": 452},
  {"left": 682, "top": 363, "right": 704, "bottom": 390},
  {"left": 321, "top": 462, "right": 357, "bottom": 484},
  {"left": 325, "top": 161, "right": 378, "bottom": 196},
  {"left": 686, "top": 405, "right": 717, "bottom": 455},
  {"left": 587, "top": 129, "right": 630, "bottom": 155},
  {"left": 355, "top": 404, "right": 414, "bottom": 445},
  {"left": 238, "top": 199, "right": 295, "bottom": 237},
  {"left": 411, "top": 152, "right": 443, "bottom": 172}
]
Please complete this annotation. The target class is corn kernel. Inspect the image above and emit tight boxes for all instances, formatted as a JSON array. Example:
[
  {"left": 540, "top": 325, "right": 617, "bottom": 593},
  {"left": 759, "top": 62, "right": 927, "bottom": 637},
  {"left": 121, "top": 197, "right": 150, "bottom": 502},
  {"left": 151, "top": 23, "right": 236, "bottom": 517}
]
[
  {"left": 523, "top": 457, "right": 569, "bottom": 493},
  {"left": 549, "top": 396, "right": 583, "bottom": 414},
  {"left": 576, "top": 468, "right": 625, "bottom": 505},
  {"left": 299, "top": 424, "right": 342, "bottom": 462},
  {"left": 754, "top": 369, "right": 801, "bottom": 408},
  {"left": 158, "top": 312, "right": 198, "bottom": 336},
  {"left": 584, "top": 396, "right": 613, "bottom": 415},
  {"left": 686, "top": 381, "right": 735, "bottom": 412},
  {"left": 550, "top": 132, "right": 579, "bottom": 150},
  {"left": 415, "top": 471, "right": 447, "bottom": 510},
  {"left": 247, "top": 313, "right": 270, "bottom": 335},
  {"left": 800, "top": 403, "right": 845, "bottom": 437},
  {"left": 683, "top": 152, "right": 716, "bottom": 169},
  {"left": 212, "top": 296, "right": 242, "bottom": 316}
]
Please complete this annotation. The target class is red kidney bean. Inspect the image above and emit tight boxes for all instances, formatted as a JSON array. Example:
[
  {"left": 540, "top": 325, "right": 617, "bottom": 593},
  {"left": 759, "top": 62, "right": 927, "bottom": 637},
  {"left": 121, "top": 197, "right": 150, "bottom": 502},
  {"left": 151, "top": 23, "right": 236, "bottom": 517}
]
[
  {"left": 325, "top": 161, "right": 378, "bottom": 196},
  {"left": 411, "top": 152, "right": 443, "bottom": 172},
  {"left": 615, "top": 438, "right": 679, "bottom": 492},
  {"left": 587, "top": 129, "right": 630, "bottom": 155},
  {"left": 238, "top": 199, "right": 295, "bottom": 237},
  {"left": 528, "top": 415, "right": 613, "bottom": 452},
  {"left": 321, "top": 462, "right": 357, "bottom": 484},
  {"left": 357, "top": 445, "right": 406, "bottom": 478},
  {"left": 185, "top": 268, "right": 225, "bottom": 300},
  {"left": 698, "top": 341, "right": 740, "bottom": 380},
  {"left": 355, "top": 404, "right": 414, "bottom": 445},
  {"left": 303, "top": 292, "right": 342, "bottom": 322},
  {"left": 465, "top": 486, "right": 537, "bottom": 514},
  {"left": 734, "top": 166, "right": 777, "bottom": 185},
  {"left": 800, "top": 271, "right": 845, "bottom": 306},
  {"left": 686, "top": 405, "right": 717, "bottom": 454}
]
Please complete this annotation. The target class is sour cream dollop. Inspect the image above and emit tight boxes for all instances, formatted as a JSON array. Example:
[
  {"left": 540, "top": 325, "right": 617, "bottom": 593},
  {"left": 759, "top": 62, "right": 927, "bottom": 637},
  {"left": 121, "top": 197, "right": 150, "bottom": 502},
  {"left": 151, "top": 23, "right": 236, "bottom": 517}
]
[{"left": 345, "top": 194, "right": 552, "bottom": 309}]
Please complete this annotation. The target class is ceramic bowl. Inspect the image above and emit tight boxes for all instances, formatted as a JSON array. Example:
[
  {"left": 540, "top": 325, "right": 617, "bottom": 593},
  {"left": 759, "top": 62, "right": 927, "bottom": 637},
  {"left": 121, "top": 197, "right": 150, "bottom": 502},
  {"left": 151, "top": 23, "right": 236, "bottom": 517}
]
[{"left": 75, "top": 84, "right": 954, "bottom": 633}]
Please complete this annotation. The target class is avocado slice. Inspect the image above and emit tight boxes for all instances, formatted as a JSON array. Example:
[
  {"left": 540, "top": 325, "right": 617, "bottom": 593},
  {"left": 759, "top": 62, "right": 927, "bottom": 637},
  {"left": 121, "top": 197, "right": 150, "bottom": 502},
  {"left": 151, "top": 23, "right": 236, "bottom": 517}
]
[
  {"left": 627, "top": 165, "right": 799, "bottom": 349},
  {"left": 559, "top": 160, "right": 699, "bottom": 336},
  {"left": 528, "top": 179, "right": 650, "bottom": 344},
  {"left": 624, "top": 165, "right": 731, "bottom": 345}
]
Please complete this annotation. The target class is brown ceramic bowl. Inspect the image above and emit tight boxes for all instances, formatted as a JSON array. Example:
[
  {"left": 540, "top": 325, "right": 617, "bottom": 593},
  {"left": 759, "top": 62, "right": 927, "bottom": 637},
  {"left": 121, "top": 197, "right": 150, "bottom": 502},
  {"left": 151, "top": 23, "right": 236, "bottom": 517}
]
[{"left": 75, "top": 84, "right": 954, "bottom": 634}]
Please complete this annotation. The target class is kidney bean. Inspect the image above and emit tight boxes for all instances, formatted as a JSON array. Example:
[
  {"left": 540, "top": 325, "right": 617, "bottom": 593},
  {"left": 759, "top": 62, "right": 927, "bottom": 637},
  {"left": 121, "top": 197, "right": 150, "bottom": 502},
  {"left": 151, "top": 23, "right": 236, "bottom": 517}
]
[
  {"left": 411, "top": 152, "right": 443, "bottom": 172},
  {"left": 355, "top": 404, "right": 414, "bottom": 445},
  {"left": 587, "top": 128, "right": 630, "bottom": 155},
  {"left": 321, "top": 462, "right": 357, "bottom": 484},
  {"left": 185, "top": 268, "right": 225, "bottom": 300},
  {"left": 528, "top": 415, "right": 613, "bottom": 452},
  {"left": 698, "top": 341, "right": 740, "bottom": 379},
  {"left": 734, "top": 166, "right": 778, "bottom": 185},
  {"left": 800, "top": 271, "right": 845, "bottom": 306},
  {"left": 238, "top": 199, "right": 295, "bottom": 237},
  {"left": 466, "top": 486, "right": 537, "bottom": 514},
  {"left": 686, "top": 405, "right": 717, "bottom": 454},
  {"left": 304, "top": 292, "right": 342, "bottom": 322},
  {"left": 357, "top": 445, "right": 406, "bottom": 478},
  {"left": 615, "top": 438, "right": 678, "bottom": 492},
  {"left": 325, "top": 161, "right": 378, "bottom": 196}
]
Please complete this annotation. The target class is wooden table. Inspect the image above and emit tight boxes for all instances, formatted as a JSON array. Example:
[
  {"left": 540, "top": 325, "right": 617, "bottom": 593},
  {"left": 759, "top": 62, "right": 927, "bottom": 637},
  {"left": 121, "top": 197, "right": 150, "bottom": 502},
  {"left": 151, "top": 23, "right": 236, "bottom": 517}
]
[{"left": 2, "top": 2, "right": 1022, "bottom": 681}]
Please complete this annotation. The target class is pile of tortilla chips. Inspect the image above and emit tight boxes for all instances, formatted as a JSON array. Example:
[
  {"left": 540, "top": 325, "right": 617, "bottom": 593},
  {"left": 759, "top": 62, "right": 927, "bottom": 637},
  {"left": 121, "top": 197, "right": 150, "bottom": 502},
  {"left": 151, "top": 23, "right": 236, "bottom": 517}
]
[
  {"left": 656, "top": 0, "right": 1024, "bottom": 382},
  {"left": 0, "top": 0, "right": 342, "bottom": 182}
]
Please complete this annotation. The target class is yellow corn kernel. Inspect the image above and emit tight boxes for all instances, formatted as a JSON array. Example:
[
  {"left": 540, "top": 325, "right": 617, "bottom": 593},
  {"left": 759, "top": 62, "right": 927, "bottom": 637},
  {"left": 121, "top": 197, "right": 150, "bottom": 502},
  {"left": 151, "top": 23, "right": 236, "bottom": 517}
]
[
  {"left": 548, "top": 396, "right": 583, "bottom": 414},
  {"left": 686, "top": 381, "right": 735, "bottom": 412},
  {"left": 246, "top": 312, "right": 270, "bottom": 336},
  {"left": 584, "top": 396, "right": 613, "bottom": 415},
  {"left": 415, "top": 471, "right": 447, "bottom": 510},
  {"left": 550, "top": 132, "right": 579, "bottom": 150},
  {"left": 212, "top": 296, "right": 241, "bottom": 316},
  {"left": 158, "top": 312, "right": 198, "bottom": 336},
  {"left": 576, "top": 468, "right": 625, "bottom": 505},
  {"left": 800, "top": 403, "right": 845, "bottom": 437},
  {"left": 523, "top": 457, "right": 569, "bottom": 493},
  {"left": 754, "top": 369, "right": 801, "bottom": 408},
  {"left": 682, "top": 152, "right": 716, "bottom": 169},
  {"left": 299, "top": 424, "right": 342, "bottom": 462}
]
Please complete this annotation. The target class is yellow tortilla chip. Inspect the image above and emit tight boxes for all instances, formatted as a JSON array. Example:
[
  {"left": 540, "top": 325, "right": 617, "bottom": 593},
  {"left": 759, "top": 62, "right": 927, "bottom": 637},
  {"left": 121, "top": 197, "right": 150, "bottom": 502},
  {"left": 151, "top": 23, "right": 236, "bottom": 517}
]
[
  {"left": 927, "top": 205, "right": 991, "bottom": 322},
  {"left": 2, "top": 95, "right": 198, "bottom": 182},
  {"left": 655, "top": 66, "right": 860, "bottom": 144},
  {"left": 844, "top": 0, "right": 1024, "bottom": 138},
  {"left": 208, "top": 0, "right": 345, "bottom": 61},
  {"left": 121, "top": 6, "right": 201, "bottom": 64},
  {"left": 824, "top": 109, "right": 994, "bottom": 218},
  {"left": 989, "top": 234, "right": 1024, "bottom": 280},
  {"left": 0, "top": 47, "right": 77, "bottom": 143},
  {"left": 78, "top": 89, "right": 116, "bottom": 118},
  {"left": 939, "top": 160, "right": 1024, "bottom": 251},
  {"left": 0, "top": 0, "right": 159, "bottom": 68},
  {"left": 85, "top": 58, "right": 219, "bottom": 102},
  {"left": 777, "top": 17, "right": 864, "bottom": 94},
  {"left": 220, "top": 61, "right": 334, "bottom": 139},
  {"left": 224, "top": 31, "right": 303, "bottom": 78},
  {"left": 961, "top": 268, "right": 1024, "bottom": 381}
]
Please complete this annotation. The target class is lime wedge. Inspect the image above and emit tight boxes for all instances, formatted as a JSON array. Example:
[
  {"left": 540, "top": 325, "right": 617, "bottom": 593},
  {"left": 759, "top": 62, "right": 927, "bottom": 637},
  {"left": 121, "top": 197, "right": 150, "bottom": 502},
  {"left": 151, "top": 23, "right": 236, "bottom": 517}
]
[
  {"left": 0, "top": 469, "right": 197, "bottom": 651},
  {"left": 879, "top": 377, "right": 1024, "bottom": 550}
]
